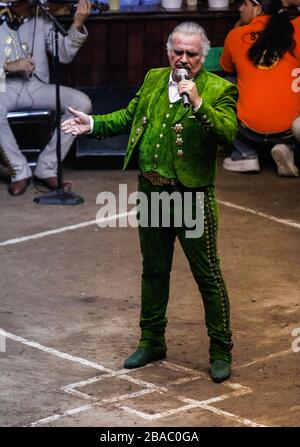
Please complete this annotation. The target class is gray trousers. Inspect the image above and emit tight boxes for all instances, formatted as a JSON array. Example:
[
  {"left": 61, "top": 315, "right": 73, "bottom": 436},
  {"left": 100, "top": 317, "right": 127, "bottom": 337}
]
[{"left": 0, "top": 78, "right": 91, "bottom": 181}]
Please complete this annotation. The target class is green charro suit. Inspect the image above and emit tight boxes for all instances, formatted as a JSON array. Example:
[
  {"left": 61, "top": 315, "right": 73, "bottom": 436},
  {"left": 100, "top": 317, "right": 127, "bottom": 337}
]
[{"left": 92, "top": 68, "right": 238, "bottom": 363}]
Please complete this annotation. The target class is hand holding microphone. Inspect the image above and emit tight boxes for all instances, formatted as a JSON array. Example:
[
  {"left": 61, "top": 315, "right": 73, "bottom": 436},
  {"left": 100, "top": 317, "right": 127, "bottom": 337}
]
[
  {"left": 177, "top": 68, "right": 190, "bottom": 108},
  {"left": 176, "top": 68, "right": 202, "bottom": 110}
]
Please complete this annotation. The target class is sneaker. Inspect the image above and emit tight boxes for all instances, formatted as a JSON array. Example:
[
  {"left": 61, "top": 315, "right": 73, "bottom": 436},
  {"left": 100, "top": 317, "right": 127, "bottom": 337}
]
[
  {"left": 271, "top": 144, "right": 299, "bottom": 177},
  {"left": 223, "top": 157, "right": 260, "bottom": 173},
  {"left": 292, "top": 116, "right": 300, "bottom": 142}
]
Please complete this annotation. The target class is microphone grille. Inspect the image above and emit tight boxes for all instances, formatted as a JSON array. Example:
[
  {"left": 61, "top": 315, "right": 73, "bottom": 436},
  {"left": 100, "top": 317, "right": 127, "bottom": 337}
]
[{"left": 177, "top": 68, "right": 188, "bottom": 79}]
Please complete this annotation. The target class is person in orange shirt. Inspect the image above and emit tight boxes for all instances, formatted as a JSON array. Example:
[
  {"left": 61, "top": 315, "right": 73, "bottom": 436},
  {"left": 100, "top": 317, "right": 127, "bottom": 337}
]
[{"left": 220, "top": 0, "right": 300, "bottom": 176}]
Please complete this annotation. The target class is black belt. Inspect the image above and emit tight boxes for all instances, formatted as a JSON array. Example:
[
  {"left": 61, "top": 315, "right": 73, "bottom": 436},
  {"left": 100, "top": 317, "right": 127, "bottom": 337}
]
[{"left": 140, "top": 171, "right": 213, "bottom": 192}]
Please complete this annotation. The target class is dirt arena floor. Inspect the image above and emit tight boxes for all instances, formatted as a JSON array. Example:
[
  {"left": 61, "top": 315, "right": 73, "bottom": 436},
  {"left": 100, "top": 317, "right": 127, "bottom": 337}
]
[{"left": 0, "top": 154, "right": 300, "bottom": 428}]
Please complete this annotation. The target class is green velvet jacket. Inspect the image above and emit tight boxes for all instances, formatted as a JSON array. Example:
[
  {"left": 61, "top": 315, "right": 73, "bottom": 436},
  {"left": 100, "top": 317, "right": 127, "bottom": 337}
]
[{"left": 92, "top": 67, "right": 238, "bottom": 187}]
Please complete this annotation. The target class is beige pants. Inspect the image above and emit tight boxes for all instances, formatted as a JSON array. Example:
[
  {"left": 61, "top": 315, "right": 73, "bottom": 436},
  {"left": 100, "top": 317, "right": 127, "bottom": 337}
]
[{"left": 0, "top": 78, "right": 91, "bottom": 181}]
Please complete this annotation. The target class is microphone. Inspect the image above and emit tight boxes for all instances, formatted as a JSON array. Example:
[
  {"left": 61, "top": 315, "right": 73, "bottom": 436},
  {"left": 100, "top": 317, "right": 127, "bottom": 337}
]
[{"left": 177, "top": 68, "right": 190, "bottom": 108}]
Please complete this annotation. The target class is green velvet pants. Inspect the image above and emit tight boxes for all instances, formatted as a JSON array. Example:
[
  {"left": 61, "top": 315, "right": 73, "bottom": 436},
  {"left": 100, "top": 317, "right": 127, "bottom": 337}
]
[{"left": 137, "top": 175, "right": 233, "bottom": 363}]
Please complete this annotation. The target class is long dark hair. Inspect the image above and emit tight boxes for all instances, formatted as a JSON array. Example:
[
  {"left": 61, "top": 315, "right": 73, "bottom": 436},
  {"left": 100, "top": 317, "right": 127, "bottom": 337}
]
[{"left": 248, "top": 0, "right": 295, "bottom": 67}]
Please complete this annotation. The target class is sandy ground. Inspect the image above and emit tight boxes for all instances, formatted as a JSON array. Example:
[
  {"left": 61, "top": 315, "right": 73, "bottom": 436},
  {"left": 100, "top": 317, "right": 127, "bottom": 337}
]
[{"left": 0, "top": 155, "right": 300, "bottom": 428}]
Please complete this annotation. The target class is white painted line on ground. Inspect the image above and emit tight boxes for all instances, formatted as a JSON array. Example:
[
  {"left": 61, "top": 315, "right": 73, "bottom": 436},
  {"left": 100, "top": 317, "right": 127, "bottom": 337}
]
[
  {"left": 118, "top": 382, "right": 252, "bottom": 422},
  {"left": 1, "top": 329, "right": 169, "bottom": 393},
  {"left": 62, "top": 375, "right": 109, "bottom": 392},
  {"left": 2, "top": 198, "right": 299, "bottom": 249},
  {"left": 235, "top": 349, "right": 292, "bottom": 369},
  {"left": 160, "top": 360, "right": 206, "bottom": 376},
  {"left": 64, "top": 365, "right": 168, "bottom": 394},
  {"left": 170, "top": 376, "right": 203, "bottom": 385},
  {"left": 28, "top": 404, "right": 95, "bottom": 427},
  {"left": 179, "top": 385, "right": 251, "bottom": 407},
  {"left": 33, "top": 379, "right": 254, "bottom": 426},
  {"left": 29, "top": 389, "right": 155, "bottom": 427},
  {"left": 176, "top": 390, "right": 265, "bottom": 427},
  {"left": 162, "top": 363, "right": 245, "bottom": 390},
  {"left": 0, "top": 329, "right": 113, "bottom": 373},
  {"left": 62, "top": 369, "right": 136, "bottom": 394},
  {"left": 226, "top": 383, "right": 249, "bottom": 390},
  {"left": 119, "top": 371, "right": 168, "bottom": 393},
  {"left": 62, "top": 387, "right": 97, "bottom": 401},
  {"left": 218, "top": 200, "right": 300, "bottom": 230},
  {"left": 201, "top": 404, "right": 267, "bottom": 427},
  {"left": 1, "top": 328, "right": 276, "bottom": 427},
  {"left": 118, "top": 402, "right": 198, "bottom": 421},
  {"left": 95, "top": 388, "right": 154, "bottom": 405},
  {"left": 0, "top": 210, "right": 136, "bottom": 247},
  {"left": 101, "top": 388, "right": 154, "bottom": 403},
  {"left": 118, "top": 384, "right": 253, "bottom": 423}
]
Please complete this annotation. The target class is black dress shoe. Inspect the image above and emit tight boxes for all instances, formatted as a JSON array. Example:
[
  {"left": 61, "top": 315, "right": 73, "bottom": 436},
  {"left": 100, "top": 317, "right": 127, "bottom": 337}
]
[
  {"left": 210, "top": 360, "right": 231, "bottom": 383},
  {"left": 124, "top": 348, "right": 166, "bottom": 369},
  {"left": 8, "top": 178, "right": 30, "bottom": 196}
]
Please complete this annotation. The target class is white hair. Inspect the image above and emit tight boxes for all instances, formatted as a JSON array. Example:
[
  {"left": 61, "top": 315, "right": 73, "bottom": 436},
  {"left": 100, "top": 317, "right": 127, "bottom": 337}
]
[{"left": 166, "top": 22, "right": 211, "bottom": 63}]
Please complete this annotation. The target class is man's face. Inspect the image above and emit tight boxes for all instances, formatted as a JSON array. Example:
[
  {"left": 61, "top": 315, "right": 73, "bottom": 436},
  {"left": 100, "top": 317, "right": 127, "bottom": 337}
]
[
  {"left": 239, "top": 0, "right": 261, "bottom": 25},
  {"left": 168, "top": 32, "right": 203, "bottom": 81}
]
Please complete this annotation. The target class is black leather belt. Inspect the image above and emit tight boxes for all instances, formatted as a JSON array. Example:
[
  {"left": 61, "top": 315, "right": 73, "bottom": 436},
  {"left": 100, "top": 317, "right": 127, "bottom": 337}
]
[{"left": 141, "top": 171, "right": 178, "bottom": 186}]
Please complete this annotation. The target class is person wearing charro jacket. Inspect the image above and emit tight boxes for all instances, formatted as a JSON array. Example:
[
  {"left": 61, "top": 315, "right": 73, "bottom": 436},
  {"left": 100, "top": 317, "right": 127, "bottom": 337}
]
[
  {"left": 62, "top": 22, "right": 238, "bottom": 383},
  {"left": 0, "top": 0, "right": 92, "bottom": 195}
]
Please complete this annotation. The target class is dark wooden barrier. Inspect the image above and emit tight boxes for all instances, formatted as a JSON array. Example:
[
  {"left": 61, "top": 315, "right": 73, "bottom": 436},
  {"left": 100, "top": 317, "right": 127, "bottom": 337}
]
[{"left": 61, "top": 3, "right": 240, "bottom": 89}]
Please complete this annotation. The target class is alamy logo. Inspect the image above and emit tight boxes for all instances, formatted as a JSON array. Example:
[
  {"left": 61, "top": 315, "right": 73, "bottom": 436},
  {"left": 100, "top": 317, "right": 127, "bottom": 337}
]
[
  {"left": 96, "top": 184, "right": 205, "bottom": 238},
  {"left": 0, "top": 330, "right": 6, "bottom": 353},
  {"left": 291, "top": 328, "right": 300, "bottom": 353}
]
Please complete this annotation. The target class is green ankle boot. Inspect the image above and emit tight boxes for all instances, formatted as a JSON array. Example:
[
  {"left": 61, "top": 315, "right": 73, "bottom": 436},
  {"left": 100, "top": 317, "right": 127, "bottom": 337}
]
[
  {"left": 124, "top": 348, "right": 166, "bottom": 369},
  {"left": 210, "top": 360, "right": 231, "bottom": 383}
]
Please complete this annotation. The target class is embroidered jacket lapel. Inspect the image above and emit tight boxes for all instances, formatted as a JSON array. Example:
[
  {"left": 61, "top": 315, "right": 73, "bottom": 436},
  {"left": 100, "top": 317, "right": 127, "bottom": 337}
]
[{"left": 145, "top": 69, "right": 170, "bottom": 120}]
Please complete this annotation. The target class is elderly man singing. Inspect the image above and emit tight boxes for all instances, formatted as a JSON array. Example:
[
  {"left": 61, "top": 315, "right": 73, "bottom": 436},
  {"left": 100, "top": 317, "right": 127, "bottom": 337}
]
[{"left": 62, "top": 22, "right": 238, "bottom": 383}]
